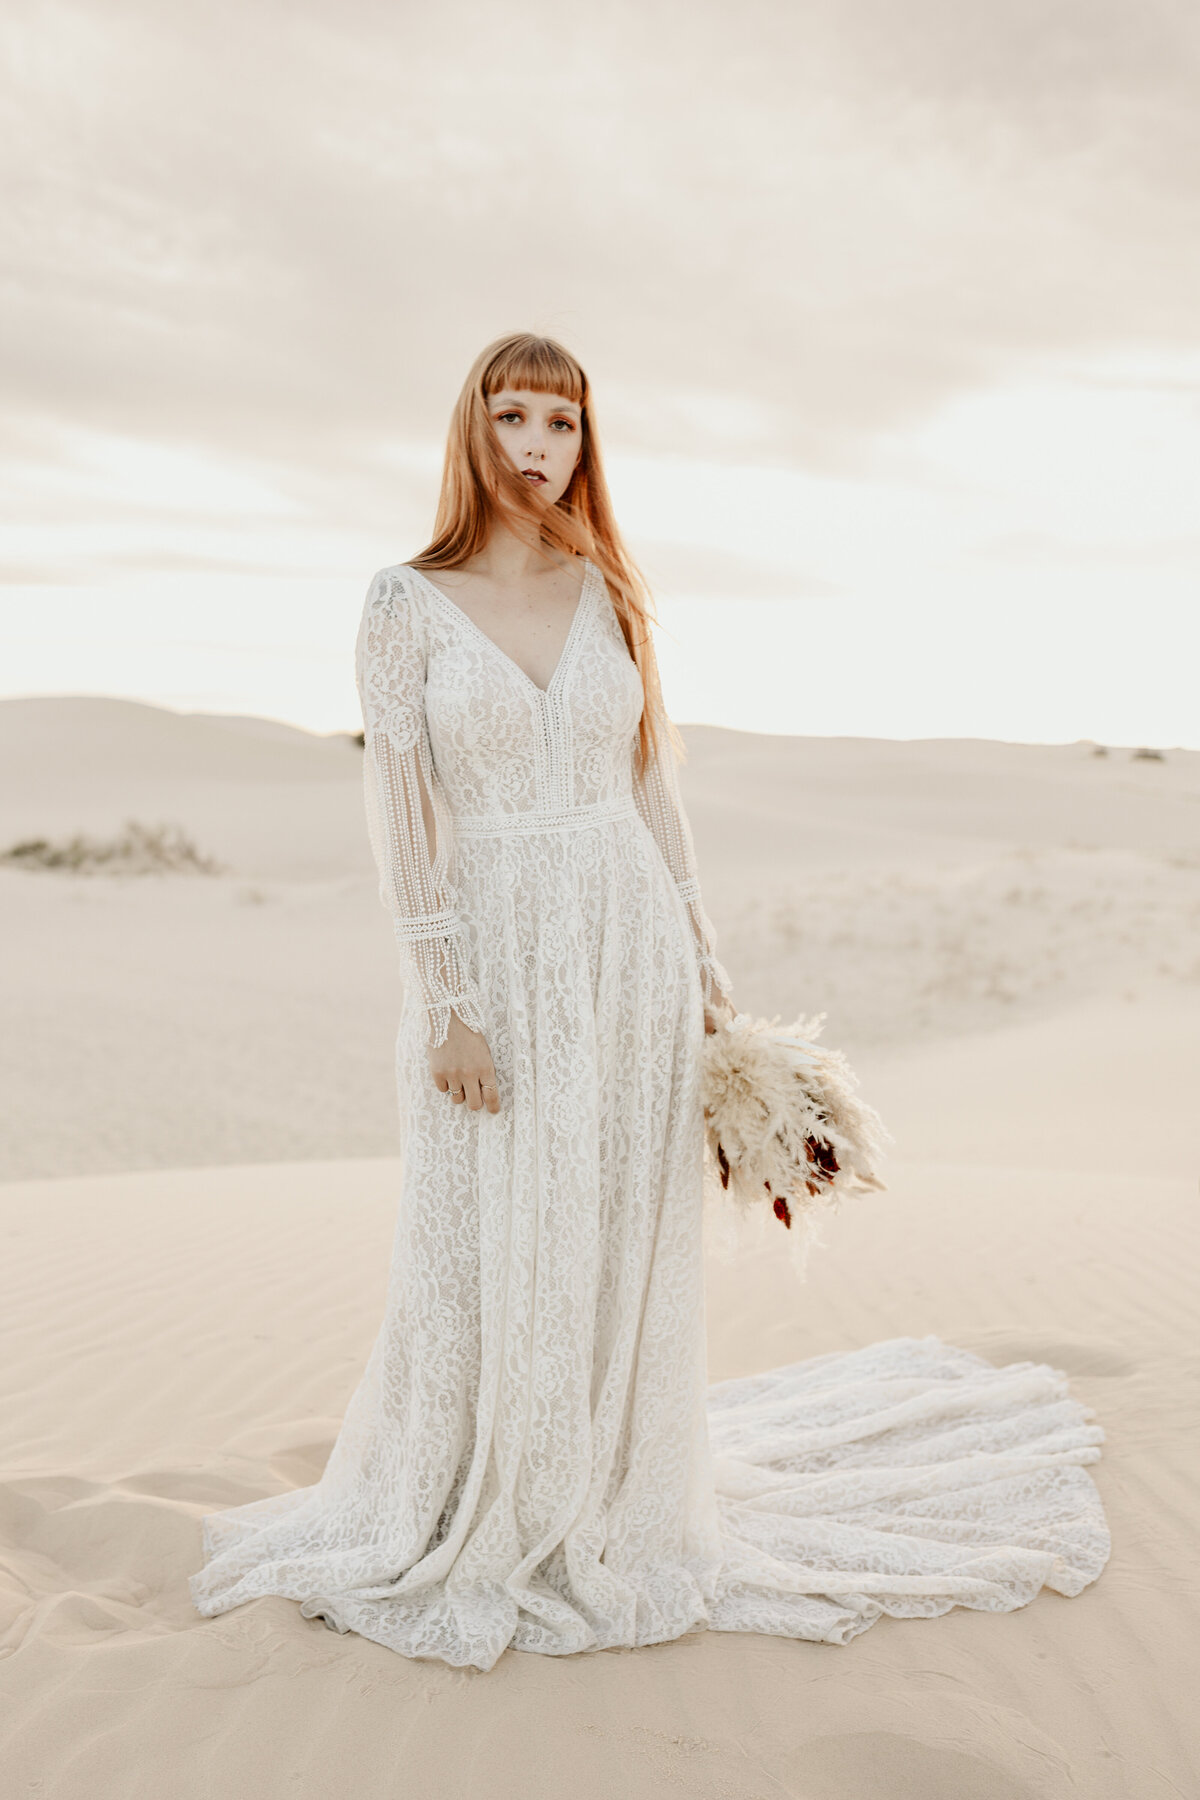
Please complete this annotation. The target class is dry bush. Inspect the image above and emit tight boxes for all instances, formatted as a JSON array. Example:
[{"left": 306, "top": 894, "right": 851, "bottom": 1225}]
[{"left": 1, "top": 821, "right": 224, "bottom": 876}]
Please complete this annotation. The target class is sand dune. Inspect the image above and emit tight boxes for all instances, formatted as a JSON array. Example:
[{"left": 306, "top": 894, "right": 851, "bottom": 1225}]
[
  {"left": 1, "top": 697, "right": 1196, "bottom": 1181},
  {"left": 2, "top": 1141, "right": 1195, "bottom": 1797},
  {"left": 0, "top": 696, "right": 367, "bottom": 882},
  {"left": 1, "top": 695, "right": 1198, "bottom": 1795},
  {"left": 4, "top": 696, "right": 1196, "bottom": 881}
]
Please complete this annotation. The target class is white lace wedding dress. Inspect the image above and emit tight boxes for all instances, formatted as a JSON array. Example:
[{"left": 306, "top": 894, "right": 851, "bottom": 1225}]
[{"left": 189, "top": 557, "right": 1111, "bottom": 1670}]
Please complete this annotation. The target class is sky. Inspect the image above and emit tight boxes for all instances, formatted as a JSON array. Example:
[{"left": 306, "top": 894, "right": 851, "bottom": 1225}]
[{"left": 3, "top": 0, "right": 1198, "bottom": 744}]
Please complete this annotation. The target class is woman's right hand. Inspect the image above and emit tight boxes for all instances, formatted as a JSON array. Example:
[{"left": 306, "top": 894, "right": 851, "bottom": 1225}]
[{"left": 429, "top": 1011, "right": 501, "bottom": 1114}]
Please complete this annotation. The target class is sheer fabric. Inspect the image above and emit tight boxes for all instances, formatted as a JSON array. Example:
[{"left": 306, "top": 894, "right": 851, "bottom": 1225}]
[
  {"left": 356, "top": 570, "right": 488, "bottom": 1046},
  {"left": 189, "top": 557, "right": 1109, "bottom": 1669},
  {"left": 629, "top": 707, "right": 732, "bottom": 1010}
]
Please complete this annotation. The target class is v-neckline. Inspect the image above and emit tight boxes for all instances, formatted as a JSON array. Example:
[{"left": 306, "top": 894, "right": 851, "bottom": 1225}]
[{"left": 407, "top": 559, "right": 595, "bottom": 699}]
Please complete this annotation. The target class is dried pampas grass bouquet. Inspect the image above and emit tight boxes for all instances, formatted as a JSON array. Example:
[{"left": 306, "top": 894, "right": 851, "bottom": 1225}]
[{"left": 701, "top": 1010, "right": 891, "bottom": 1277}]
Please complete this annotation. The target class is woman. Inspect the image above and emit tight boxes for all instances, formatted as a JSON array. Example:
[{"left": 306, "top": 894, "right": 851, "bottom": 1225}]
[{"left": 191, "top": 333, "right": 1110, "bottom": 1671}]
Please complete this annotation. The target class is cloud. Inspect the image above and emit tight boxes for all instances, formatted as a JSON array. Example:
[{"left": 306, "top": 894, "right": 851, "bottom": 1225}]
[
  {"left": 630, "top": 541, "right": 843, "bottom": 601},
  {"left": 2, "top": 0, "right": 1198, "bottom": 578}
]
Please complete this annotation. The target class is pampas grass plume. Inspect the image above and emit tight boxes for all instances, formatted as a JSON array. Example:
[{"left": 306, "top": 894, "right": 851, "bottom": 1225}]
[{"left": 701, "top": 1010, "right": 892, "bottom": 1280}]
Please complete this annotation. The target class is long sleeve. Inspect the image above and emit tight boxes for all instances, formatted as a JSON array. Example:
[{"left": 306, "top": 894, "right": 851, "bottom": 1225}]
[
  {"left": 631, "top": 708, "right": 734, "bottom": 1009},
  {"left": 355, "top": 567, "right": 488, "bottom": 1048}
]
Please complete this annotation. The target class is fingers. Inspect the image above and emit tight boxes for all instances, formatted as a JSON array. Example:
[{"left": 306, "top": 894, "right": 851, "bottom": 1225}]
[
  {"left": 430, "top": 1063, "right": 501, "bottom": 1112},
  {"left": 460, "top": 1068, "right": 502, "bottom": 1112},
  {"left": 703, "top": 998, "right": 735, "bottom": 1034}
]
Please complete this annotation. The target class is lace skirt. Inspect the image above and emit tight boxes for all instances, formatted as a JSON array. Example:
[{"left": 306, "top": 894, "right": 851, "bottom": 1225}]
[{"left": 190, "top": 807, "right": 1110, "bottom": 1668}]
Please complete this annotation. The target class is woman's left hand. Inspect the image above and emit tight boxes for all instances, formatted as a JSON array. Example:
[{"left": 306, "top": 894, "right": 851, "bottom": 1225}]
[{"left": 704, "top": 996, "right": 736, "bottom": 1035}]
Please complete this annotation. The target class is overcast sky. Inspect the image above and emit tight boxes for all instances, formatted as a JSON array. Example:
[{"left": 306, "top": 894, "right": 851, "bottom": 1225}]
[{"left": 3, "top": 0, "right": 1198, "bottom": 742}]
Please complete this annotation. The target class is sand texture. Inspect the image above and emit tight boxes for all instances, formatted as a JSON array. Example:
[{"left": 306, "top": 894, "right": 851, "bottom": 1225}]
[{"left": 1, "top": 696, "right": 1197, "bottom": 1797}]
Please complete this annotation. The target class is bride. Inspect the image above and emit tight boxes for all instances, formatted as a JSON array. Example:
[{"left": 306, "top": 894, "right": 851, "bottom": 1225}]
[{"left": 190, "top": 332, "right": 1110, "bottom": 1670}]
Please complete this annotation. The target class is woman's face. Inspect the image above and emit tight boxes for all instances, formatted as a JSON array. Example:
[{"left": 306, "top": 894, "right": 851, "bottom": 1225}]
[{"left": 488, "top": 388, "right": 582, "bottom": 505}]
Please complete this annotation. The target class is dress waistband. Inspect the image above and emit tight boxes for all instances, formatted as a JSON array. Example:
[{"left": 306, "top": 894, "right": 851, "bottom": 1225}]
[{"left": 453, "top": 795, "right": 641, "bottom": 838}]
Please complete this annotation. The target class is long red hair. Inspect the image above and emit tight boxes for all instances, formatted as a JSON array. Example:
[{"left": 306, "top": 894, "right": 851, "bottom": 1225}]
[{"left": 409, "top": 331, "right": 682, "bottom": 779}]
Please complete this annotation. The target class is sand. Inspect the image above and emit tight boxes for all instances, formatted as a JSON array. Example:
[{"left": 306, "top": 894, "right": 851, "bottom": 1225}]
[{"left": 1, "top": 696, "right": 1197, "bottom": 1797}]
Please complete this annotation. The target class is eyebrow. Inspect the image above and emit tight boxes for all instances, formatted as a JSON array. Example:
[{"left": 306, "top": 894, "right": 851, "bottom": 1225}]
[{"left": 491, "top": 395, "right": 581, "bottom": 414}]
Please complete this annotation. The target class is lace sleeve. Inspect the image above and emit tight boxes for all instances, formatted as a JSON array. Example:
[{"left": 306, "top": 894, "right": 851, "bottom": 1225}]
[
  {"left": 631, "top": 702, "right": 734, "bottom": 1009},
  {"left": 355, "top": 567, "right": 488, "bottom": 1048}
]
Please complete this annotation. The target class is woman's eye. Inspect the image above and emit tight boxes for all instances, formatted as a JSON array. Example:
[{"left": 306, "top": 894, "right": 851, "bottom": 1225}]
[{"left": 494, "top": 410, "right": 574, "bottom": 430}]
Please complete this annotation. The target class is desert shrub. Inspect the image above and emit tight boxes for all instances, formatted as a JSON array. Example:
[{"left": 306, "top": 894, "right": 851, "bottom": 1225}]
[{"left": 1, "top": 821, "right": 224, "bottom": 875}]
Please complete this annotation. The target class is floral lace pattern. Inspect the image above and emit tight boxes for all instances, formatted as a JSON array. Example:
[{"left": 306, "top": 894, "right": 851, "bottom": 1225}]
[
  {"left": 351, "top": 559, "right": 731, "bottom": 1045},
  {"left": 188, "top": 560, "right": 1110, "bottom": 1670}
]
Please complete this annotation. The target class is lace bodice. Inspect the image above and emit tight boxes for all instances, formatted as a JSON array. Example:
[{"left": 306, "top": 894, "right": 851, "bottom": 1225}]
[{"left": 355, "top": 557, "right": 733, "bottom": 1044}]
